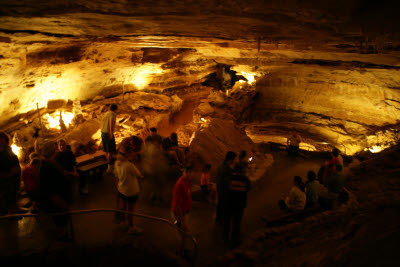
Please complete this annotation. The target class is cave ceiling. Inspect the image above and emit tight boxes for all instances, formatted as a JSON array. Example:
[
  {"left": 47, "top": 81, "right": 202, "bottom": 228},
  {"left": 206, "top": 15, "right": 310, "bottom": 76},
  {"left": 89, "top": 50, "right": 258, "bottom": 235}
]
[{"left": 1, "top": 0, "right": 400, "bottom": 154}]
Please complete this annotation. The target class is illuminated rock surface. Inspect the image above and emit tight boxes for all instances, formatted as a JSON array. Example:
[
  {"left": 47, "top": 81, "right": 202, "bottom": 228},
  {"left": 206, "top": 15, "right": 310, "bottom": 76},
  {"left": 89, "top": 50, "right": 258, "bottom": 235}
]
[{"left": 1, "top": 1, "right": 400, "bottom": 266}]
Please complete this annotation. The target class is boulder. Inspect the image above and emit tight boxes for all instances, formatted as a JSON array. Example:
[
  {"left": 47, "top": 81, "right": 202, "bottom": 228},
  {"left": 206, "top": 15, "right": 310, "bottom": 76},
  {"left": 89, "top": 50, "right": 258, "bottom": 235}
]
[
  {"left": 188, "top": 119, "right": 256, "bottom": 171},
  {"left": 194, "top": 102, "right": 215, "bottom": 117},
  {"left": 64, "top": 118, "right": 101, "bottom": 147}
]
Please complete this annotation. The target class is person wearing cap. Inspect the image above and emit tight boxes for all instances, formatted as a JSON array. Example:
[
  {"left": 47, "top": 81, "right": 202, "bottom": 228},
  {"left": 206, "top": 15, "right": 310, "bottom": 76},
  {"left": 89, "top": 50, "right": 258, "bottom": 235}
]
[{"left": 171, "top": 164, "right": 194, "bottom": 257}]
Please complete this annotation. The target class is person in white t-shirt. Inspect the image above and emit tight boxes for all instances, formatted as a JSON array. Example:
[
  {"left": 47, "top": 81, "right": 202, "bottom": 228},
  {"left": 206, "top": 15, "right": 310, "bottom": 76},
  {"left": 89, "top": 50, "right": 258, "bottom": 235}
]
[
  {"left": 101, "top": 104, "right": 118, "bottom": 172},
  {"left": 114, "top": 149, "right": 144, "bottom": 234},
  {"left": 279, "top": 176, "right": 306, "bottom": 211}
]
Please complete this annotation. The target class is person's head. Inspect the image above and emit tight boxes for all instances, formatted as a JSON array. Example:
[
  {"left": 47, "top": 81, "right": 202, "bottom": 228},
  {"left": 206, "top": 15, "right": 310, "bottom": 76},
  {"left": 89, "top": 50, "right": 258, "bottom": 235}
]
[
  {"left": 332, "top": 148, "right": 340, "bottom": 158},
  {"left": 224, "top": 151, "right": 237, "bottom": 165},
  {"left": 239, "top": 150, "right": 247, "bottom": 160},
  {"left": 294, "top": 176, "right": 303, "bottom": 187},
  {"left": 110, "top": 104, "right": 118, "bottom": 112},
  {"left": 203, "top": 164, "right": 211, "bottom": 173},
  {"left": 57, "top": 139, "right": 67, "bottom": 152},
  {"left": 150, "top": 127, "right": 157, "bottom": 136},
  {"left": 170, "top": 132, "right": 178, "bottom": 143},
  {"left": 307, "top": 171, "right": 316, "bottom": 182},
  {"left": 0, "top": 131, "right": 10, "bottom": 151},
  {"left": 183, "top": 164, "right": 194, "bottom": 180}
]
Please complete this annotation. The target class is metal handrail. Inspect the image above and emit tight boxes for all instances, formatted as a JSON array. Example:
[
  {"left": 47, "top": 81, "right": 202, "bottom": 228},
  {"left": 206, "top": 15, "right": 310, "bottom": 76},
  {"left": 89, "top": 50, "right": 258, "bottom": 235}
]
[{"left": 0, "top": 208, "right": 198, "bottom": 264}]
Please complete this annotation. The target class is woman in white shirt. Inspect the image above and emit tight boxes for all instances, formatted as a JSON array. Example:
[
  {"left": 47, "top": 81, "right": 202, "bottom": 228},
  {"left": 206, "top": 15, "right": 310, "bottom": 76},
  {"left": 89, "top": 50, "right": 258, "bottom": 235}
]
[{"left": 114, "top": 150, "right": 143, "bottom": 234}]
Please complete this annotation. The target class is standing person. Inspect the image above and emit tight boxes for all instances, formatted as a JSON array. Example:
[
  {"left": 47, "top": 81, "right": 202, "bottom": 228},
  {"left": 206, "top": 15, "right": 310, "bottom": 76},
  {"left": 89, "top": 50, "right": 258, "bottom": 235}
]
[
  {"left": 37, "top": 141, "right": 71, "bottom": 241},
  {"left": 54, "top": 139, "right": 80, "bottom": 201},
  {"left": 305, "top": 171, "right": 320, "bottom": 208},
  {"left": 200, "top": 164, "right": 216, "bottom": 203},
  {"left": 145, "top": 127, "right": 163, "bottom": 148},
  {"left": 235, "top": 150, "right": 249, "bottom": 175},
  {"left": 21, "top": 152, "right": 41, "bottom": 212},
  {"left": 216, "top": 151, "right": 236, "bottom": 224},
  {"left": 101, "top": 104, "right": 118, "bottom": 173},
  {"left": 171, "top": 164, "right": 194, "bottom": 257},
  {"left": 0, "top": 131, "right": 21, "bottom": 215},
  {"left": 114, "top": 149, "right": 144, "bottom": 234},
  {"left": 225, "top": 164, "right": 250, "bottom": 247},
  {"left": 286, "top": 130, "right": 302, "bottom": 156}
]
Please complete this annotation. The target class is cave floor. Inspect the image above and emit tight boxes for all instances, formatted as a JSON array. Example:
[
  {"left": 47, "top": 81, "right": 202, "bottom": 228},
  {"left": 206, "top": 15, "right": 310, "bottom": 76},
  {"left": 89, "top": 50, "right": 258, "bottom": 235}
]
[{"left": 0, "top": 151, "right": 321, "bottom": 265}]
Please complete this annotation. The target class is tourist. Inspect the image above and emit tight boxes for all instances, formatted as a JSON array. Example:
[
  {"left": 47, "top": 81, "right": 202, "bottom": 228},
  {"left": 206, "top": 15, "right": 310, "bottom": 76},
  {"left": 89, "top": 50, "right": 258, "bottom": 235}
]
[
  {"left": 101, "top": 103, "right": 118, "bottom": 173},
  {"left": 305, "top": 171, "right": 320, "bottom": 208},
  {"left": 54, "top": 139, "right": 81, "bottom": 200},
  {"left": 37, "top": 141, "right": 71, "bottom": 241},
  {"left": 162, "top": 137, "right": 182, "bottom": 166},
  {"left": 235, "top": 150, "right": 249, "bottom": 175},
  {"left": 0, "top": 131, "right": 21, "bottom": 215},
  {"left": 200, "top": 164, "right": 216, "bottom": 203},
  {"left": 142, "top": 133, "right": 169, "bottom": 204},
  {"left": 216, "top": 151, "right": 236, "bottom": 224},
  {"left": 169, "top": 132, "right": 185, "bottom": 164},
  {"left": 171, "top": 164, "right": 194, "bottom": 257},
  {"left": 279, "top": 176, "right": 306, "bottom": 212},
  {"left": 326, "top": 164, "right": 346, "bottom": 195},
  {"left": 286, "top": 130, "right": 302, "bottom": 156},
  {"left": 21, "top": 152, "right": 41, "bottom": 212},
  {"left": 224, "top": 164, "right": 250, "bottom": 247},
  {"left": 145, "top": 127, "right": 163, "bottom": 148},
  {"left": 322, "top": 148, "right": 342, "bottom": 185},
  {"left": 114, "top": 148, "right": 144, "bottom": 234}
]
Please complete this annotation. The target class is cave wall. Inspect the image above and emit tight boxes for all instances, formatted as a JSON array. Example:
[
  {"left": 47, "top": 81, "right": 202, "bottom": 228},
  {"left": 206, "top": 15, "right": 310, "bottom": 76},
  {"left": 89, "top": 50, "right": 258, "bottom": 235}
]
[{"left": 251, "top": 60, "right": 400, "bottom": 154}]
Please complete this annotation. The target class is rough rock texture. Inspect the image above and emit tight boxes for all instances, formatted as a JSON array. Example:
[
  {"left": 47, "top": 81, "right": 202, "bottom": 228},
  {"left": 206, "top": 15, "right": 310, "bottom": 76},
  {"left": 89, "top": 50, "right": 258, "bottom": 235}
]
[
  {"left": 1, "top": 1, "right": 400, "bottom": 152},
  {"left": 187, "top": 118, "right": 273, "bottom": 181}
]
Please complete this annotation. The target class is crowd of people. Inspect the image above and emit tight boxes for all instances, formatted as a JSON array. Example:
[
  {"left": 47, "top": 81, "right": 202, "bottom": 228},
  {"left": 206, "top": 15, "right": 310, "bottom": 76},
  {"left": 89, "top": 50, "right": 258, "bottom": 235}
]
[{"left": 0, "top": 103, "right": 348, "bottom": 255}]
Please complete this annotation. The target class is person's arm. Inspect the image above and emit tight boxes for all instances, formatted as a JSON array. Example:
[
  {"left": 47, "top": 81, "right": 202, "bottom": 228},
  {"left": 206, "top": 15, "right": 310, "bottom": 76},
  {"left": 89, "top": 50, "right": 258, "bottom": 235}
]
[{"left": 109, "top": 118, "right": 114, "bottom": 140}]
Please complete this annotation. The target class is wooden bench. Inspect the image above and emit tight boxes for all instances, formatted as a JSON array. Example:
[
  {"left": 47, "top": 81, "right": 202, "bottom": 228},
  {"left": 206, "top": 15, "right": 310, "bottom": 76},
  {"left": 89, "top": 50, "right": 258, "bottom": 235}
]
[{"left": 76, "top": 151, "right": 108, "bottom": 182}]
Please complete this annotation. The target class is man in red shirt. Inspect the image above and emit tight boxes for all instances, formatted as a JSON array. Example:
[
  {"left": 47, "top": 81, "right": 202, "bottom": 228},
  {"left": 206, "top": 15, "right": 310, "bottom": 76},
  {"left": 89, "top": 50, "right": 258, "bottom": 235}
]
[{"left": 171, "top": 164, "right": 193, "bottom": 257}]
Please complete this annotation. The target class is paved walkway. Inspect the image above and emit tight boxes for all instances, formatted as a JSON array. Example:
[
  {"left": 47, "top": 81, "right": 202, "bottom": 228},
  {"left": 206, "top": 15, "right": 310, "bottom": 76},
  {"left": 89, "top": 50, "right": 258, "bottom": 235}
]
[{"left": 0, "top": 151, "right": 322, "bottom": 265}]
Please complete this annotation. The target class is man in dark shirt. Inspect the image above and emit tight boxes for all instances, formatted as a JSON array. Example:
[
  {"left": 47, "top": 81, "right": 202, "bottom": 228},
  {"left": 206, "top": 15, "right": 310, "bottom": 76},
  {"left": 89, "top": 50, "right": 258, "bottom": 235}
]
[
  {"left": 225, "top": 164, "right": 251, "bottom": 248},
  {"left": 0, "top": 131, "right": 21, "bottom": 215},
  {"left": 54, "top": 139, "right": 79, "bottom": 201},
  {"left": 216, "top": 151, "right": 236, "bottom": 224}
]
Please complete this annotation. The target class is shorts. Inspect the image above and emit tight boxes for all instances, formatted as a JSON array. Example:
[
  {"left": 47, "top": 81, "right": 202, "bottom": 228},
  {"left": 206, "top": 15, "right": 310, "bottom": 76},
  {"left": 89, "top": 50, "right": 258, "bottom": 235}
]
[
  {"left": 118, "top": 192, "right": 139, "bottom": 203},
  {"left": 102, "top": 132, "right": 116, "bottom": 153}
]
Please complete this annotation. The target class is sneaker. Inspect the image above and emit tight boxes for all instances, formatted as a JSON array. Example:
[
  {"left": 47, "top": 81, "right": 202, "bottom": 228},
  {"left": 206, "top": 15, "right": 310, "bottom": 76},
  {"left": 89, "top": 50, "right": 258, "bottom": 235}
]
[{"left": 128, "top": 226, "right": 144, "bottom": 235}]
